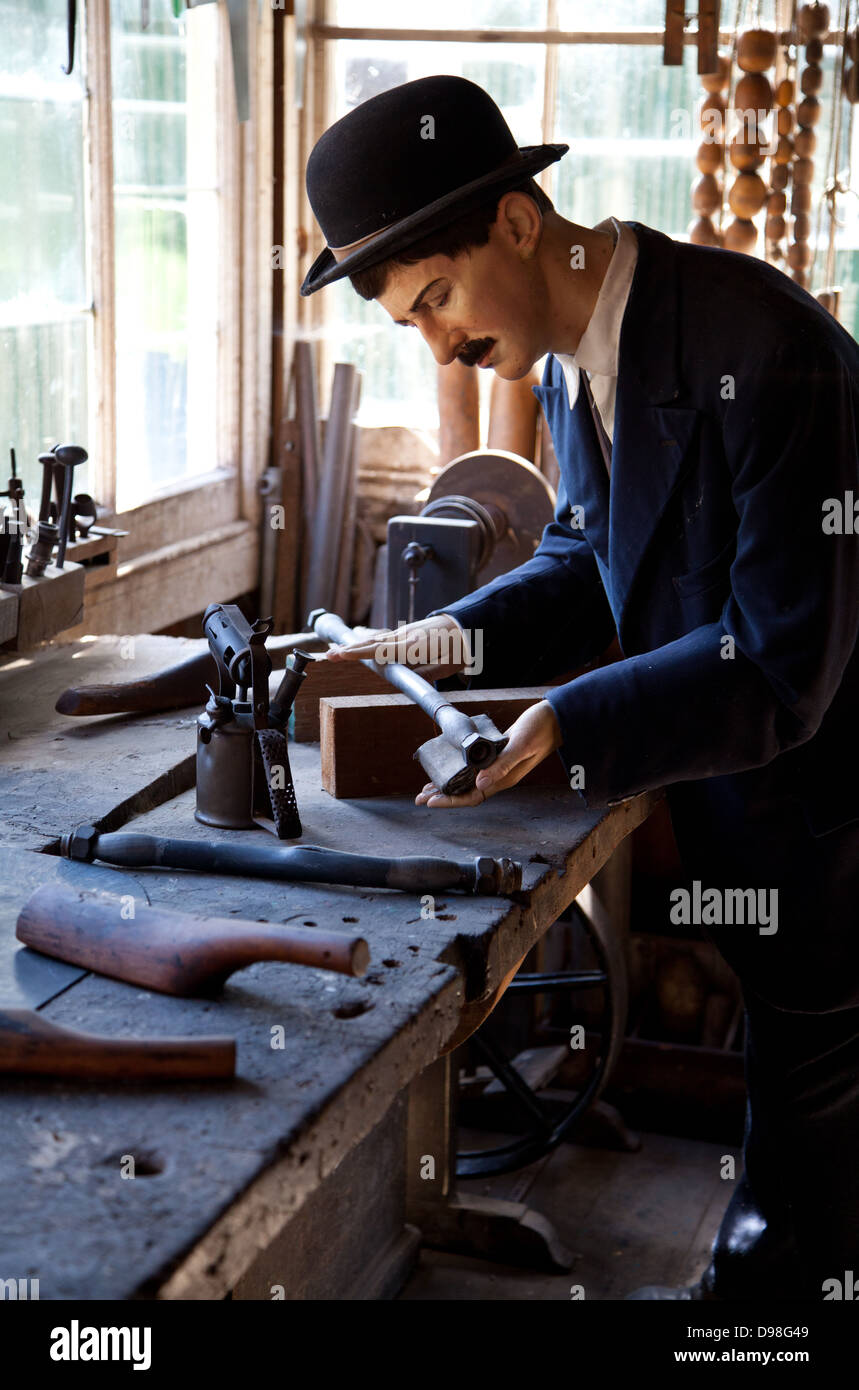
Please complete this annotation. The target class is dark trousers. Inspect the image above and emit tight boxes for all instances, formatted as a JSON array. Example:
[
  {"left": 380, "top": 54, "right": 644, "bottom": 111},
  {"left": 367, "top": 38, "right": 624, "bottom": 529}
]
[{"left": 667, "top": 769, "right": 859, "bottom": 1300}]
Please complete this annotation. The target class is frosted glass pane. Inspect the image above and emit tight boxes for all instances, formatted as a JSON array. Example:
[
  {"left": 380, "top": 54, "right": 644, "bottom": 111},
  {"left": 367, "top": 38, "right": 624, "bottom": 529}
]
[
  {"left": 112, "top": 0, "right": 220, "bottom": 510},
  {"left": 0, "top": 0, "right": 90, "bottom": 501}
]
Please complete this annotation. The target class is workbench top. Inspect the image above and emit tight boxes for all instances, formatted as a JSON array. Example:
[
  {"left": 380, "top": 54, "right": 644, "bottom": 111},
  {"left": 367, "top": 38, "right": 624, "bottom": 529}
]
[{"left": 0, "top": 636, "right": 655, "bottom": 1299}]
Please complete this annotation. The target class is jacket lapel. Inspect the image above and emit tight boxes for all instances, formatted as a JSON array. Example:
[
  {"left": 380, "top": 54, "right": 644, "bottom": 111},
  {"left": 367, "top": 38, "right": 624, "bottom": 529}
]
[{"left": 608, "top": 223, "right": 700, "bottom": 641}]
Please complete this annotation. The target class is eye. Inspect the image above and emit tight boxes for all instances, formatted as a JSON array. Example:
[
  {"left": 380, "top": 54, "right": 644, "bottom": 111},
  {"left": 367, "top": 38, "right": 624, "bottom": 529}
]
[{"left": 432, "top": 291, "right": 450, "bottom": 309}]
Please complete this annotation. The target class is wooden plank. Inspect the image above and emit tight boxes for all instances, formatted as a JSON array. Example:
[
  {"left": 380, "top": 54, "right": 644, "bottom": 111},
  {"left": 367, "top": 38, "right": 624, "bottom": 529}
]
[
  {"left": 292, "top": 657, "right": 391, "bottom": 741},
  {"left": 319, "top": 690, "right": 570, "bottom": 798},
  {"left": 697, "top": 0, "right": 720, "bottom": 75},
  {"left": 1, "top": 564, "right": 85, "bottom": 651},
  {"left": 663, "top": 1, "right": 686, "bottom": 66},
  {"left": 60, "top": 521, "right": 257, "bottom": 639},
  {"left": 0, "top": 589, "right": 19, "bottom": 644}
]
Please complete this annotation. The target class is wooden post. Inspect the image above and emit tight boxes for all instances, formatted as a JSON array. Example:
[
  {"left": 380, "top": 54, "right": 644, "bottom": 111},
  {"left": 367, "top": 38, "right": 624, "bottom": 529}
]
[{"left": 437, "top": 361, "right": 480, "bottom": 465}]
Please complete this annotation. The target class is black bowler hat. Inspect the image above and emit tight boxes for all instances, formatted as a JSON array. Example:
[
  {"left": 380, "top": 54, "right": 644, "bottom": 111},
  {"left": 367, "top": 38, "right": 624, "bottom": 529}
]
[{"left": 300, "top": 75, "right": 567, "bottom": 297}]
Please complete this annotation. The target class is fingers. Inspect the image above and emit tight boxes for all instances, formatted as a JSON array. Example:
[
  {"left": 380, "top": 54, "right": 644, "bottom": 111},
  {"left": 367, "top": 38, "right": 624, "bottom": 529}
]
[{"left": 414, "top": 780, "right": 487, "bottom": 809}]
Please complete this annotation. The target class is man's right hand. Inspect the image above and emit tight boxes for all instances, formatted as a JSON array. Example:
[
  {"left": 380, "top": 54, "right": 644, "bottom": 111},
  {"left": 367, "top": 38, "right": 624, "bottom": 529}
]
[{"left": 321, "top": 613, "right": 470, "bottom": 680}]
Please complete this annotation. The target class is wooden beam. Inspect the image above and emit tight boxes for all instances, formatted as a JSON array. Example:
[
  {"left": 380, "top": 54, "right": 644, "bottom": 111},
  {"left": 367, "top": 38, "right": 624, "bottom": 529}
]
[
  {"left": 319, "top": 690, "right": 570, "bottom": 798},
  {"left": 697, "top": 0, "right": 720, "bottom": 75},
  {"left": 663, "top": 2, "right": 686, "bottom": 66}
]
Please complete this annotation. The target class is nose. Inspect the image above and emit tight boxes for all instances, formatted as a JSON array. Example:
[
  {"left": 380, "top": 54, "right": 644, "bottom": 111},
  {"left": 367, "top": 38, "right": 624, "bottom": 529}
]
[{"left": 418, "top": 319, "right": 464, "bottom": 367}]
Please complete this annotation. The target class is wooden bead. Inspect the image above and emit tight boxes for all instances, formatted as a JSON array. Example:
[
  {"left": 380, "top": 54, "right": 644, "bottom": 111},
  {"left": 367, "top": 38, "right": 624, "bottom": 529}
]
[
  {"left": 806, "top": 37, "right": 824, "bottom": 63},
  {"left": 775, "top": 78, "right": 795, "bottom": 107},
  {"left": 847, "top": 26, "right": 859, "bottom": 64},
  {"left": 801, "top": 65, "right": 824, "bottom": 96},
  {"left": 696, "top": 139, "right": 723, "bottom": 173},
  {"left": 701, "top": 55, "right": 731, "bottom": 93},
  {"left": 729, "top": 172, "right": 767, "bottom": 218},
  {"left": 798, "top": 3, "right": 830, "bottom": 39},
  {"left": 688, "top": 215, "right": 722, "bottom": 247},
  {"left": 768, "top": 190, "right": 787, "bottom": 215},
  {"left": 793, "top": 211, "right": 812, "bottom": 241},
  {"left": 797, "top": 95, "right": 821, "bottom": 124},
  {"left": 737, "top": 29, "right": 778, "bottom": 73},
  {"left": 729, "top": 137, "right": 767, "bottom": 171},
  {"left": 792, "top": 268, "right": 809, "bottom": 287},
  {"left": 723, "top": 217, "right": 758, "bottom": 252},
  {"left": 774, "top": 135, "right": 794, "bottom": 163},
  {"left": 845, "top": 66, "right": 859, "bottom": 103},
  {"left": 793, "top": 126, "right": 817, "bottom": 157},
  {"left": 793, "top": 157, "right": 815, "bottom": 186},
  {"left": 692, "top": 174, "right": 722, "bottom": 215},
  {"left": 766, "top": 214, "right": 786, "bottom": 241},
  {"left": 792, "top": 184, "right": 812, "bottom": 213},
  {"left": 770, "top": 163, "right": 789, "bottom": 191},
  {"left": 816, "top": 289, "right": 836, "bottom": 312},
  {"left": 777, "top": 106, "right": 794, "bottom": 135},
  {"left": 788, "top": 241, "right": 812, "bottom": 269},
  {"left": 699, "top": 93, "right": 727, "bottom": 139},
  {"left": 734, "top": 73, "right": 774, "bottom": 115}
]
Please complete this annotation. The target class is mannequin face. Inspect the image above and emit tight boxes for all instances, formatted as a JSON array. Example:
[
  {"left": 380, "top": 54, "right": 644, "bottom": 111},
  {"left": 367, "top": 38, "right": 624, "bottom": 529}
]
[{"left": 375, "top": 193, "right": 549, "bottom": 380}]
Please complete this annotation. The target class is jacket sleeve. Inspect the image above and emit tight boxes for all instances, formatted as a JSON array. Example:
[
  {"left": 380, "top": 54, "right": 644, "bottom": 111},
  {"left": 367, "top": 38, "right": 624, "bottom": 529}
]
[
  {"left": 545, "top": 336, "right": 859, "bottom": 806},
  {"left": 429, "top": 468, "right": 617, "bottom": 689}
]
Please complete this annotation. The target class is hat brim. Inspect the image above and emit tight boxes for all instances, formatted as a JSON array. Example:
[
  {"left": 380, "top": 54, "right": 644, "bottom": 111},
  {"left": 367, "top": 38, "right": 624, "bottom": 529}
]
[{"left": 300, "top": 143, "right": 568, "bottom": 297}]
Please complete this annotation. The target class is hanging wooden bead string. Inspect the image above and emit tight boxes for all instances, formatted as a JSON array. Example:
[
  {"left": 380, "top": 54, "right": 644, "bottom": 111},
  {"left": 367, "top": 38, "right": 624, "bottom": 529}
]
[
  {"left": 844, "top": 12, "right": 859, "bottom": 99},
  {"left": 725, "top": 9, "right": 778, "bottom": 252},
  {"left": 691, "top": 52, "right": 732, "bottom": 245},
  {"left": 788, "top": 3, "right": 830, "bottom": 285},
  {"left": 764, "top": 34, "right": 798, "bottom": 267},
  {"left": 812, "top": 0, "right": 857, "bottom": 315}
]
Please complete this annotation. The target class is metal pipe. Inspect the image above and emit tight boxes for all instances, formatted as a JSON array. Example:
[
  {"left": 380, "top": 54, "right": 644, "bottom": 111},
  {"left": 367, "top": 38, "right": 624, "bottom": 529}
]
[{"left": 61, "top": 825, "right": 522, "bottom": 897}]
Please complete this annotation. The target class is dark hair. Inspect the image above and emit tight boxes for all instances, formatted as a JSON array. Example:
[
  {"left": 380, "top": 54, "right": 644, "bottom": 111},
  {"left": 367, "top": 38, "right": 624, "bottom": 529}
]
[{"left": 348, "top": 178, "right": 554, "bottom": 301}]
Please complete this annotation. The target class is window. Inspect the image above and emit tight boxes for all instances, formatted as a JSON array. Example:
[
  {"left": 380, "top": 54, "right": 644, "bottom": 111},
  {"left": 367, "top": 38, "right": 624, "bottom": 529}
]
[{"left": 1, "top": 0, "right": 256, "bottom": 634}]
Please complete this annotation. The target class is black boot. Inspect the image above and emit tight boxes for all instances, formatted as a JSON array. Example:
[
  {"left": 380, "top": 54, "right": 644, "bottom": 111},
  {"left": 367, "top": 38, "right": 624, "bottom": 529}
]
[{"left": 625, "top": 1173, "right": 811, "bottom": 1301}]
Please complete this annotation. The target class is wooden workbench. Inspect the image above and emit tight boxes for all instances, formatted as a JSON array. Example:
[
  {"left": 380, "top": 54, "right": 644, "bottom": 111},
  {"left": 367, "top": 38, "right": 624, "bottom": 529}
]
[{"left": 0, "top": 636, "right": 656, "bottom": 1299}]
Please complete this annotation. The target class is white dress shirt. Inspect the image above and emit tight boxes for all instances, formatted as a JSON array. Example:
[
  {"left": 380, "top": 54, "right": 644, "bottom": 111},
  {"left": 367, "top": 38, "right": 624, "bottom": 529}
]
[{"left": 554, "top": 215, "right": 639, "bottom": 444}]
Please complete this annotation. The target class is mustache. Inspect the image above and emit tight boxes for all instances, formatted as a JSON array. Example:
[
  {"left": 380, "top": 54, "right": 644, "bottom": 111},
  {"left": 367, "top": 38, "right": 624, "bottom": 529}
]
[{"left": 456, "top": 337, "right": 494, "bottom": 367}]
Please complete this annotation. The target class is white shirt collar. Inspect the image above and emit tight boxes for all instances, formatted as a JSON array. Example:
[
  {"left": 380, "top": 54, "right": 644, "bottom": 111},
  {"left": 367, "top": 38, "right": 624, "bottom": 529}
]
[{"left": 555, "top": 216, "right": 638, "bottom": 408}]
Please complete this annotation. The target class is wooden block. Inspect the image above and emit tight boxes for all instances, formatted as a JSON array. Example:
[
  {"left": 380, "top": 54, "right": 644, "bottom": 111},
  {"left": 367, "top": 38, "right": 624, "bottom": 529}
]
[
  {"left": 63, "top": 532, "right": 117, "bottom": 566},
  {"left": 292, "top": 658, "right": 391, "bottom": 741},
  {"left": 319, "top": 689, "right": 569, "bottom": 798},
  {"left": 664, "top": 0, "right": 686, "bottom": 66},
  {"left": 0, "top": 589, "right": 19, "bottom": 645},
  {"left": 0, "top": 563, "right": 85, "bottom": 650},
  {"left": 697, "top": 0, "right": 720, "bottom": 75}
]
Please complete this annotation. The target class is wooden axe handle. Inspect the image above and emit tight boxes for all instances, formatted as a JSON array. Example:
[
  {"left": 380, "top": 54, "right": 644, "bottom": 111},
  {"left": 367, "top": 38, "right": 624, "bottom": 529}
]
[
  {"left": 54, "top": 631, "right": 323, "bottom": 717},
  {"left": 17, "top": 883, "right": 370, "bottom": 994},
  {"left": 0, "top": 1009, "right": 235, "bottom": 1080}
]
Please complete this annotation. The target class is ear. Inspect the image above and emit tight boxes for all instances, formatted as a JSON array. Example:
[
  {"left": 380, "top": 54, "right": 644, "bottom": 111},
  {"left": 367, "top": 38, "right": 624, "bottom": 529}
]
[{"left": 494, "top": 191, "right": 544, "bottom": 258}]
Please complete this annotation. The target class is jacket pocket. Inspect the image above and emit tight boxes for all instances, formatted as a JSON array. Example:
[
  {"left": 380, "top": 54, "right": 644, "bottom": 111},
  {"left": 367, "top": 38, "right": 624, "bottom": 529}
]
[{"left": 672, "top": 536, "right": 736, "bottom": 598}]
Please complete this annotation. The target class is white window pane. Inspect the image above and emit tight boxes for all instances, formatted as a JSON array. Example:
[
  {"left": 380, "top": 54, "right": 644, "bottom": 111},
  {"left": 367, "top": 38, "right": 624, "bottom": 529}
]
[
  {"left": 0, "top": 0, "right": 90, "bottom": 500},
  {"left": 328, "top": 40, "right": 545, "bottom": 430},
  {"left": 112, "top": 0, "right": 220, "bottom": 509},
  {"left": 334, "top": 0, "right": 546, "bottom": 28}
]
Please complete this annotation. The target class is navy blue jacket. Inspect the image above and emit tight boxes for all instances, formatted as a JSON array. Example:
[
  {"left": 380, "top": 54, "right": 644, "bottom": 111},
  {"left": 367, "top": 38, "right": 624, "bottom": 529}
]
[{"left": 441, "top": 222, "right": 859, "bottom": 837}]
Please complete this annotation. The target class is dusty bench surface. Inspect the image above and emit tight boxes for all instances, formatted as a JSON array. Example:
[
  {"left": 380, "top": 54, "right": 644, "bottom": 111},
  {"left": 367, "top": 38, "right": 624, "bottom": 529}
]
[{"left": 0, "top": 636, "right": 655, "bottom": 1298}]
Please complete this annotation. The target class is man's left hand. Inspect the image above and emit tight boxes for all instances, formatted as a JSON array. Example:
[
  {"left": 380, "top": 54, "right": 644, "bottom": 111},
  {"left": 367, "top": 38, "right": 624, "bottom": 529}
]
[{"left": 415, "top": 700, "right": 563, "bottom": 808}]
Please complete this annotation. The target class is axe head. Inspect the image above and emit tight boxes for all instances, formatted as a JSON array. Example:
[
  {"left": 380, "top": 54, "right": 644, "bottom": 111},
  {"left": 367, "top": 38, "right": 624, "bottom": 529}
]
[{"left": 415, "top": 714, "right": 508, "bottom": 796}]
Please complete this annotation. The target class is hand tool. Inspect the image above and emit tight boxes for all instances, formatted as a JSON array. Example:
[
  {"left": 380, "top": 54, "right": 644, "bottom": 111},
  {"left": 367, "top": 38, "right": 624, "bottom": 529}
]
[
  {"left": 25, "top": 521, "right": 59, "bottom": 578},
  {"left": 17, "top": 883, "right": 369, "bottom": 995},
  {"left": 71, "top": 492, "right": 98, "bottom": 540},
  {"left": 37, "top": 449, "right": 59, "bottom": 523},
  {"left": 196, "top": 602, "right": 301, "bottom": 838},
  {"left": 62, "top": 823, "right": 523, "bottom": 896},
  {"left": 52, "top": 443, "right": 88, "bottom": 568},
  {"left": 1, "top": 517, "right": 23, "bottom": 584},
  {"left": 0, "top": 1009, "right": 235, "bottom": 1080},
  {"left": 0, "top": 447, "right": 25, "bottom": 510},
  {"left": 55, "top": 629, "right": 323, "bottom": 717},
  {"left": 309, "top": 608, "right": 509, "bottom": 797}
]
